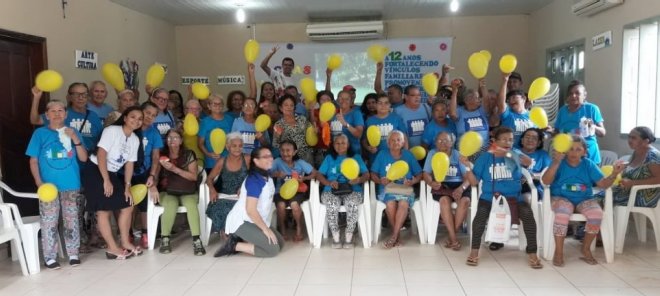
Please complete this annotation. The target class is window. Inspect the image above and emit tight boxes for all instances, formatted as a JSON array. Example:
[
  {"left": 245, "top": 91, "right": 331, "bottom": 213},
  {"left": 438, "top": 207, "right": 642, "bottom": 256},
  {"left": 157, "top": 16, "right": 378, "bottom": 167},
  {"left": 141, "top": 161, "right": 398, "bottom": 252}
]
[{"left": 621, "top": 17, "right": 660, "bottom": 135}]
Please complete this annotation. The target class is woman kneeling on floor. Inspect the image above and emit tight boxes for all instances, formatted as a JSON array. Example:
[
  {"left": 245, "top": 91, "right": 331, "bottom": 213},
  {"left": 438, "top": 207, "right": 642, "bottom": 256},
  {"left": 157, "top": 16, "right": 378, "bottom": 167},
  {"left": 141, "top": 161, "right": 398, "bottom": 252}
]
[
  {"left": 214, "top": 147, "right": 284, "bottom": 257},
  {"left": 542, "top": 135, "right": 624, "bottom": 266}
]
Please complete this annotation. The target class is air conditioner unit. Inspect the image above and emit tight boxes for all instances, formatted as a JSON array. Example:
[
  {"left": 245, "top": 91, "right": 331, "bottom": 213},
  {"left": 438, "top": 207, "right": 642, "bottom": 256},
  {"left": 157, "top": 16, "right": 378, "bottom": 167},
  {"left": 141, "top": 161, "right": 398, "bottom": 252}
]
[
  {"left": 572, "top": 0, "right": 623, "bottom": 16},
  {"left": 306, "top": 21, "right": 384, "bottom": 41}
]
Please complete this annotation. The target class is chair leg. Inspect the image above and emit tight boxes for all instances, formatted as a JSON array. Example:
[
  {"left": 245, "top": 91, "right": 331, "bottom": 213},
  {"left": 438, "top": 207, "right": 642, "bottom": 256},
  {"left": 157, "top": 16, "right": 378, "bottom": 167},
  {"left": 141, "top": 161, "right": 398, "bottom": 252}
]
[
  {"left": 614, "top": 207, "right": 630, "bottom": 254},
  {"left": 601, "top": 213, "right": 614, "bottom": 263},
  {"left": 313, "top": 205, "right": 327, "bottom": 248},
  {"left": 358, "top": 206, "right": 370, "bottom": 248},
  {"left": 301, "top": 201, "right": 314, "bottom": 245},
  {"left": 21, "top": 225, "right": 41, "bottom": 274},
  {"left": 633, "top": 213, "right": 647, "bottom": 242},
  {"left": 11, "top": 235, "right": 29, "bottom": 276},
  {"left": 412, "top": 203, "right": 426, "bottom": 244},
  {"left": 428, "top": 202, "right": 440, "bottom": 245},
  {"left": 373, "top": 202, "right": 385, "bottom": 245},
  {"left": 147, "top": 213, "right": 160, "bottom": 250},
  {"left": 542, "top": 213, "right": 555, "bottom": 261}
]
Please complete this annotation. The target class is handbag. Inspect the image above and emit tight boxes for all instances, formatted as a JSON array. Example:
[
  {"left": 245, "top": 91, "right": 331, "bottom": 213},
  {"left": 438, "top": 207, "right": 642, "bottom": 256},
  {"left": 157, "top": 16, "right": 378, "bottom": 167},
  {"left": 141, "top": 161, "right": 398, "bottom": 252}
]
[
  {"left": 160, "top": 150, "right": 198, "bottom": 195},
  {"left": 331, "top": 183, "right": 353, "bottom": 196},
  {"left": 384, "top": 183, "right": 414, "bottom": 196},
  {"left": 485, "top": 195, "right": 512, "bottom": 243}
]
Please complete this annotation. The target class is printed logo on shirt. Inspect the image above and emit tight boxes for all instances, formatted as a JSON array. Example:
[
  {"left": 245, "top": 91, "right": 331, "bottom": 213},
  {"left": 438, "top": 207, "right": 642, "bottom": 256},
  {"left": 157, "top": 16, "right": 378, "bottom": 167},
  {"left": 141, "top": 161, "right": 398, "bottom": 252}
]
[
  {"left": 489, "top": 163, "right": 512, "bottom": 180},
  {"left": 142, "top": 136, "right": 149, "bottom": 151},
  {"left": 330, "top": 120, "right": 343, "bottom": 135},
  {"left": 377, "top": 123, "right": 394, "bottom": 141},
  {"left": 44, "top": 142, "right": 75, "bottom": 170},
  {"left": 447, "top": 165, "right": 458, "bottom": 177},
  {"left": 156, "top": 122, "right": 173, "bottom": 135},
  {"left": 69, "top": 118, "right": 92, "bottom": 136},
  {"left": 463, "top": 116, "right": 486, "bottom": 132},
  {"left": 529, "top": 158, "right": 537, "bottom": 170},
  {"left": 407, "top": 119, "right": 427, "bottom": 137},
  {"left": 514, "top": 118, "right": 534, "bottom": 133},
  {"left": 241, "top": 131, "right": 256, "bottom": 150},
  {"left": 562, "top": 183, "right": 588, "bottom": 192}
]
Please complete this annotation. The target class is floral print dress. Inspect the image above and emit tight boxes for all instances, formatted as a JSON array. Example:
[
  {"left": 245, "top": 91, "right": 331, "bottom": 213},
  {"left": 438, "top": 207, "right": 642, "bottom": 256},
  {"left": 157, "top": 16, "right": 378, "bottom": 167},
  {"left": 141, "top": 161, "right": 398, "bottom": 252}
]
[
  {"left": 272, "top": 115, "right": 314, "bottom": 165},
  {"left": 613, "top": 147, "right": 660, "bottom": 207}
]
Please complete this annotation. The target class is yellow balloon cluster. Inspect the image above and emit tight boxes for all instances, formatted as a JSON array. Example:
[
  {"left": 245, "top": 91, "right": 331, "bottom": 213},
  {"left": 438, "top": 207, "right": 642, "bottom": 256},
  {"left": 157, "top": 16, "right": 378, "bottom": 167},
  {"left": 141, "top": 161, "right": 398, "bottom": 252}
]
[
  {"left": 366, "top": 126, "right": 381, "bottom": 147},
  {"left": 367, "top": 44, "right": 388, "bottom": 63},
  {"left": 280, "top": 179, "right": 299, "bottom": 200},
  {"left": 319, "top": 102, "right": 336, "bottom": 123},
  {"left": 145, "top": 64, "right": 166, "bottom": 88},
  {"left": 529, "top": 107, "right": 548, "bottom": 129},
  {"left": 183, "top": 114, "right": 199, "bottom": 136},
  {"left": 210, "top": 128, "right": 226, "bottom": 154},
  {"left": 255, "top": 114, "right": 271, "bottom": 132},
  {"left": 468, "top": 52, "right": 489, "bottom": 79},
  {"left": 431, "top": 152, "right": 450, "bottom": 182},
  {"left": 305, "top": 126, "right": 318, "bottom": 146},
  {"left": 191, "top": 83, "right": 210, "bottom": 100},
  {"left": 499, "top": 54, "right": 518, "bottom": 73},
  {"left": 35, "top": 70, "right": 63, "bottom": 92},
  {"left": 340, "top": 158, "right": 359, "bottom": 180},
  {"left": 102, "top": 63, "right": 125, "bottom": 91},
  {"left": 528, "top": 77, "right": 551, "bottom": 101},
  {"left": 130, "top": 184, "right": 148, "bottom": 205},
  {"left": 410, "top": 146, "right": 426, "bottom": 161},
  {"left": 459, "top": 131, "right": 483, "bottom": 157},
  {"left": 244, "top": 39, "right": 260, "bottom": 63},
  {"left": 553, "top": 133, "right": 572, "bottom": 153},
  {"left": 386, "top": 160, "right": 409, "bottom": 181},
  {"left": 421, "top": 73, "right": 438, "bottom": 96},
  {"left": 37, "top": 183, "right": 58, "bottom": 203},
  {"left": 327, "top": 54, "right": 343, "bottom": 70}
]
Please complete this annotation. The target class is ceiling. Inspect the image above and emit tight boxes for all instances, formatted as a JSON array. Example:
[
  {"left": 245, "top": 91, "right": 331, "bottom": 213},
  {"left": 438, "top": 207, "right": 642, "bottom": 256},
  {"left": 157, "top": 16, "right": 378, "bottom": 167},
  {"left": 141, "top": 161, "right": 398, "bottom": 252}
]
[{"left": 110, "top": 0, "right": 555, "bottom": 25}]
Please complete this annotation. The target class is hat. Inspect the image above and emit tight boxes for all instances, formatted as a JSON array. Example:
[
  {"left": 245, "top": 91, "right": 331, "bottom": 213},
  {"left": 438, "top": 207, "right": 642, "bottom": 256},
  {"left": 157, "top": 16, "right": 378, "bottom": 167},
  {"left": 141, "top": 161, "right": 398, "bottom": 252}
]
[
  {"left": 342, "top": 85, "right": 356, "bottom": 92},
  {"left": 509, "top": 72, "right": 523, "bottom": 81}
]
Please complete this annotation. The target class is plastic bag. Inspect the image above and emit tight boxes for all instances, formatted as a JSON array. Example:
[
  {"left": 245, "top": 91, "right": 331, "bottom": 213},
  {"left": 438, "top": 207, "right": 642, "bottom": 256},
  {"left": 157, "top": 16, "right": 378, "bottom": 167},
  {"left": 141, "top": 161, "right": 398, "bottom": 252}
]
[{"left": 485, "top": 195, "right": 511, "bottom": 243}]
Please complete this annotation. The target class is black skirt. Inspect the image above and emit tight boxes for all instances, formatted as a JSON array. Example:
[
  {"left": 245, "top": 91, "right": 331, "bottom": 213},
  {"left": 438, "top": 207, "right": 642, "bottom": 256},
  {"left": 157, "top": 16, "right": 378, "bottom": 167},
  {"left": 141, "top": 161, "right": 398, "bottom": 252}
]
[{"left": 83, "top": 162, "right": 132, "bottom": 211}]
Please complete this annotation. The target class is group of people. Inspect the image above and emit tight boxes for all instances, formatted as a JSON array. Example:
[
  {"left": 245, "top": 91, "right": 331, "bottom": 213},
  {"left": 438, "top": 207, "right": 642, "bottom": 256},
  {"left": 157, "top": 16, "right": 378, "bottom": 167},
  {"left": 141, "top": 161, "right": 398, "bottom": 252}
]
[{"left": 25, "top": 48, "right": 660, "bottom": 270}]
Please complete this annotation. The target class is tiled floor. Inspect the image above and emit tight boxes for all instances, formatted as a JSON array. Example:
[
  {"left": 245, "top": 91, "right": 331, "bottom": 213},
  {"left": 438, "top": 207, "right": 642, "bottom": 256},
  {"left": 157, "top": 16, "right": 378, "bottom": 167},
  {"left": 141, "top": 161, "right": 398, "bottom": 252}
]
[{"left": 2, "top": 228, "right": 660, "bottom": 296}]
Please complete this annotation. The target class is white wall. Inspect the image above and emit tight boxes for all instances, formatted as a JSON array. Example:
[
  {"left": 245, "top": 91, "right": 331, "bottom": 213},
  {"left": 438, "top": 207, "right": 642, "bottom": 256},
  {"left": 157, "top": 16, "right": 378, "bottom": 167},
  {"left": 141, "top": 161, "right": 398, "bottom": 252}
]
[{"left": 530, "top": 0, "right": 660, "bottom": 154}]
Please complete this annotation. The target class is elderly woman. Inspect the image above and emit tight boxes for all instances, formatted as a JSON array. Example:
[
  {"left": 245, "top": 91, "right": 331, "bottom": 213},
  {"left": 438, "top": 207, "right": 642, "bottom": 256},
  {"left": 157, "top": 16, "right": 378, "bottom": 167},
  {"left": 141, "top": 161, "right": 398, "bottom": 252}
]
[
  {"left": 496, "top": 73, "right": 535, "bottom": 147},
  {"left": 554, "top": 80, "right": 605, "bottom": 165},
  {"left": 329, "top": 90, "right": 364, "bottom": 156},
  {"left": 422, "top": 132, "right": 472, "bottom": 250},
  {"left": 371, "top": 131, "right": 422, "bottom": 248},
  {"left": 421, "top": 100, "right": 457, "bottom": 150},
  {"left": 105, "top": 89, "right": 138, "bottom": 127},
  {"left": 542, "top": 135, "right": 624, "bottom": 266},
  {"left": 448, "top": 78, "right": 491, "bottom": 152},
  {"left": 519, "top": 128, "right": 551, "bottom": 200},
  {"left": 149, "top": 88, "right": 178, "bottom": 139},
  {"left": 157, "top": 128, "right": 205, "bottom": 255},
  {"left": 363, "top": 94, "right": 407, "bottom": 162},
  {"left": 466, "top": 126, "right": 542, "bottom": 268},
  {"left": 612, "top": 126, "right": 660, "bottom": 207},
  {"left": 214, "top": 147, "right": 285, "bottom": 258},
  {"left": 198, "top": 94, "right": 235, "bottom": 173},
  {"left": 231, "top": 96, "right": 270, "bottom": 155},
  {"left": 206, "top": 132, "right": 251, "bottom": 235},
  {"left": 83, "top": 106, "right": 142, "bottom": 260},
  {"left": 272, "top": 94, "right": 314, "bottom": 165},
  {"left": 317, "top": 134, "right": 370, "bottom": 248},
  {"left": 87, "top": 81, "right": 114, "bottom": 121},
  {"left": 26, "top": 100, "right": 88, "bottom": 269}
]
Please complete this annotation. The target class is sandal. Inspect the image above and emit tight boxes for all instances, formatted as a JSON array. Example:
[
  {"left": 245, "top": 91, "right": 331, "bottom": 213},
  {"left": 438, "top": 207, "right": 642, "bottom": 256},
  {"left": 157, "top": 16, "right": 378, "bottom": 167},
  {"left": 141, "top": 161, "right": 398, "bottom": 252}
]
[
  {"left": 105, "top": 249, "right": 132, "bottom": 260},
  {"left": 127, "top": 246, "right": 143, "bottom": 256},
  {"left": 466, "top": 255, "right": 479, "bottom": 266},
  {"left": 529, "top": 257, "right": 544, "bottom": 269},
  {"left": 579, "top": 256, "right": 598, "bottom": 265},
  {"left": 444, "top": 240, "right": 461, "bottom": 251},
  {"left": 383, "top": 237, "right": 397, "bottom": 249}
]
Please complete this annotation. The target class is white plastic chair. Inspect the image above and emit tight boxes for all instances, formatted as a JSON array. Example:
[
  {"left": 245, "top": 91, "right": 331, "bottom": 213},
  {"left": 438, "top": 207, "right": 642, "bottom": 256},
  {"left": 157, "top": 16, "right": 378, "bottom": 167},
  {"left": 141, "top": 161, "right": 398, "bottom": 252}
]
[
  {"left": 147, "top": 170, "right": 208, "bottom": 250},
  {"left": 600, "top": 150, "right": 618, "bottom": 166},
  {"left": 200, "top": 191, "right": 237, "bottom": 246},
  {"left": 0, "top": 203, "right": 28, "bottom": 275},
  {"left": 370, "top": 181, "right": 426, "bottom": 245},
  {"left": 541, "top": 183, "right": 614, "bottom": 263},
  {"left": 269, "top": 183, "right": 314, "bottom": 245},
  {"left": 614, "top": 184, "right": 660, "bottom": 253},
  {"left": 422, "top": 180, "right": 477, "bottom": 245},
  {"left": 311, "top": 180, "right": 371, "bottom": 248},
  {"left": 0, "top": 181, "right": 43, "bottom": 274}
]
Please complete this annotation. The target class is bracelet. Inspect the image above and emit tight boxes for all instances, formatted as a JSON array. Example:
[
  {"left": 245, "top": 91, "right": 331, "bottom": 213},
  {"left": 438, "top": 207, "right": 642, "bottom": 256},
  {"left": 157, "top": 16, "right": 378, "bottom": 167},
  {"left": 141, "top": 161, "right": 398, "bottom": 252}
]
[{"left": 73, "top": 142, "right": 81, "bottom": 146}]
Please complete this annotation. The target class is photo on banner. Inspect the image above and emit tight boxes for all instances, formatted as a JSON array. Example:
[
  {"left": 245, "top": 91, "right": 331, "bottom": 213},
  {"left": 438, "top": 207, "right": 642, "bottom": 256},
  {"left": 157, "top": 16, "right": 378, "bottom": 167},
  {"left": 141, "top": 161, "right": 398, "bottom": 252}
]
[{"left": 256, "top": 38, "right": 453, "bottom": 104}]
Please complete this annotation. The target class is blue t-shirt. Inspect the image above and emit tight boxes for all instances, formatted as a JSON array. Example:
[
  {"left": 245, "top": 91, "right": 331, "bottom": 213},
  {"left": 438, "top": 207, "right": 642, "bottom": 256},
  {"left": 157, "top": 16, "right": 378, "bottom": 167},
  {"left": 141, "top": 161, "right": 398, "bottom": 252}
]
[
  {"left": 554, "top": 103, "right": 604, "bottom": 164},
  {"left": 135, "top": 126, "right": 164, "bottom": 176},
  {"left": 421, "top": 119, "right": 457, "bottom": 148},
  {"left": 423, "top": 149, "right": 466, "bottom": 183},
  {"left": 270, "top": 158, "right": 314, "bottom": 190},
  {"left": 231, "top": 117, "right": 270, "bottom": 155},
  {"left": 523, "top": 149, "right": 551, "bottom": 175},
  {"left": 371, "top": 149, "right": 422, "bottom": 194},
  {"left": 473, "top": 151, "right": 523, "bottom": 202},
  {"left": 329, "top": 109, "right": 365, "bottom": 155},
  {"left": 199, "top": 115, "right": 234, "bottom": 168},
  {"left": 550, "top": 158, "right": 604, "bottom": 205},
  {"left": 500, "top": 108, "right": 534, "bottom": 148},
  {"left": 245, "top": 173, "right": 267, "bottom": 198},
  {"left": 318, "top": 154, "right": 368, "bottom": 193},
  {"left": 454, "top": 105, "right": 489, "bottom": 149},
  {"left": 364, "top": 113, "right": 407, "bottom": 154},
  {"left": 295, "top": 102, "right": 308, "bottom": 117},
  {"left": 394, "top": 104, "right": 431, "bottom": 147},
  {"left": 25, "top": 127, "right": 83, "bottom": 191},
  {"left": 86, "top": 103, "right": 114, "bottom": 120},
  {"left": 41, "top": 108, "right": 102, "bottom": 152},
  {"left": 152, "top": 110, "right": 177, "bottom": 139}
]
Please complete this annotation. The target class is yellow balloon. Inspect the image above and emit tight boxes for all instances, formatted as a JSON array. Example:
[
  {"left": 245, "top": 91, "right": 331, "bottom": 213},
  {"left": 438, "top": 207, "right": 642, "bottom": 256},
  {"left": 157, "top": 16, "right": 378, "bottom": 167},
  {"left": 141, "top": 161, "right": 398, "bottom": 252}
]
[
  {"left": 479, "top": 50, "right": 492, "bottom": 62},
  {"left": 529, "top": 107, "right": 548, "bottom": 129},
  {"left": 367, "top": 44, "right": 388, "bottom": 63},
  {"left": 244, "top": 39, "right": 260, "bottom": 63},
  {"left": 327, "top": 54, "right": 343, "bottom": 70},
  {"left": 210, "top": 128, "right": 226, "bottom": 154},
  {"left": 305, "top": 126, "right": 318, "bottom": 146},
  {"left": 280, "top": 179, "right": 299, "bottom": 200},
  {"left": 528, "top": 77, "right": 551, "bottom": 101},
  {"left": 35, "top": 70, "right": 63, "bottom": 92},
  {"left": 431, "top": 152, "right": 450, "bottom": 182},
  {"left": 468, "top": 52, "right": 488, "bottom": 79},
  {"left": 101, "top": 63, "right": 125, "bottom": 91},
  {"left": 37, "top": 183, "right": 58, "bottom": 203},
  {"left": 340, "top": 158, "right": 360, "bottom": 180},
  {"left": 459, "top": 131, "right": 484, "bottom": 157},
  {"left": 183, "top": 113, "right": 199, "bottom": 136},
  {"left": 601, "top": 165, "right": 614, "bottom": 177},
  {"left": 319, "top": 102, "right": 336, "bottom": 123},
  {"left": 553, "top": 133, "right": 572, "bottom": 153},
  {"left": 300, "top": 77, "right": 317, "bottom": 104},
  {"left": 145, "top": 64, "right": 166, "bottom": 88},
  {"left": 191, "top": 83, "right": 210, "bottom": 100},
  {"left": 366, "top": 126, "right": 381, "bottom": 147},
  {"left": 421, "top": 73, "right": 439, "bottom": 96},
  {"left": 499, "top": 54, "right": 518, "bottom": 73},
  {"left": 130, "top": 184, "right": 148, "bottom": 205},
  {"left": 386, "top": 160, "right": 410, "bottom": 181},
  {"left": 255, "top": 114, "right": 271, "bottom": 132},
  {"left": 410, "top": 146, "right": 427, "bottom": 161}
]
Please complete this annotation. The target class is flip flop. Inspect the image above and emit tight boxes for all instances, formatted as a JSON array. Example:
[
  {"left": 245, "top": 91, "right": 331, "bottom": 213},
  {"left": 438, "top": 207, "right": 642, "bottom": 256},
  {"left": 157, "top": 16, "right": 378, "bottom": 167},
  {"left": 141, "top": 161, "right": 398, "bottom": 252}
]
[
  {"left": 383, "top": 237, "right": 397, "bottom": 249},
  {"left": 105, "top": 249, "right": 132, "bottom": 260},
  {"left": 579, "top": 256, "right": 598, "bottom": 265},
  {"left": 529, "top": 257, "right": 544, "bottom": 269},
  {"left": 466, "top": 256, "right": 479, "bottom": 266}
]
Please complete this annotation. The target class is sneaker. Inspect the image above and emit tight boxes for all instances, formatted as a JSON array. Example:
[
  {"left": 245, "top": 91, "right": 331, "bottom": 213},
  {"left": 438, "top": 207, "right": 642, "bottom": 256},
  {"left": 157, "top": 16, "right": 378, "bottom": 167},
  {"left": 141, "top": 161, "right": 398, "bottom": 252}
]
[
  {"left": 45, "top": 260, "right": 61, "bottom": 270},
  {"left": 159, "top": 236, "right": 172, "bottom": 254},
  {"left": 193, "top": 238, "right": 206, "bottom": 256},
  {"left": 69, "top": 258, "right": 81, "bottom": 266},
  {"left": 141, "top": 234, "right": 149, "bottom": 249},
  {"left": 214, "top": 234, "right": 238, "bottom": 257}
]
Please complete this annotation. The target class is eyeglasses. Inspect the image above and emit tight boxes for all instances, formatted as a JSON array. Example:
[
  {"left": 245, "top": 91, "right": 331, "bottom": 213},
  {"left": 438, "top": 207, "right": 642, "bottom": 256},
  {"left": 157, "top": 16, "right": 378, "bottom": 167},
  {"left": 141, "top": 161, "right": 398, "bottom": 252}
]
[
  {"left": 243, "top": 104, "right": 256, "bottom": 108},
  {"left": 167, "top": 136, "right": 181, "bottom": 141},
  {"left": 153, "top": 96, "right": 168, "bottom": 101},
  {"left": 69, "top": 92, "right": 88, "bottom": 99},
  {"left": 210, "top": 102, "right": 223, "bottom": 106},
  {"left": 436, "top": 139, "right": 452, "bottom": 144}
]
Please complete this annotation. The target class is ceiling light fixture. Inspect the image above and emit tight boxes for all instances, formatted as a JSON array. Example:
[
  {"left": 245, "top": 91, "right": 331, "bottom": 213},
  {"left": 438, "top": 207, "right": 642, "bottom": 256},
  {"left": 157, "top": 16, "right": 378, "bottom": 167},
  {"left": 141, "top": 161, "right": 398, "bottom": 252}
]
[
  {"left": 450, "top": 0, "right": 459, "bottom": 12},
  {"left": 236, "top": 8, "right": 246, "bottom": 23}
]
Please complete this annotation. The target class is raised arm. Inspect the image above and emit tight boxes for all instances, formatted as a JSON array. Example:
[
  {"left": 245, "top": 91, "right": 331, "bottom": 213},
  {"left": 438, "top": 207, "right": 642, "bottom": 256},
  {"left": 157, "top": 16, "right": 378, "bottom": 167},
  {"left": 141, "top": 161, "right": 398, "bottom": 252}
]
[
  {"left": 497, "top": 73, "right": 510, "bottom": 115},
  {"left": 448, "top": 79, "right": 460, "bottom": 121},
  {"left": 541, "top": 151, "right": 563, "bottom": 185},
  {"left": 248, "top": 63, "right": 257, "bottom": 99},
  {"left": 29, "top": 86, "right": 45, "bottom": 126},
  {"left": 478, "top": 78, "right": 490, "bottom": 113},
  {"left": 325, "top": 68, "right": 333, "bottom": 92},
  {"left": 439, "top": 64, "right": 453, "bottom": 87},
  {"left": 374, "top": 62, "right": 384, "bottom": 94},
  {"left": 260, "top": 45, "right": 279, "bottom": 77}
]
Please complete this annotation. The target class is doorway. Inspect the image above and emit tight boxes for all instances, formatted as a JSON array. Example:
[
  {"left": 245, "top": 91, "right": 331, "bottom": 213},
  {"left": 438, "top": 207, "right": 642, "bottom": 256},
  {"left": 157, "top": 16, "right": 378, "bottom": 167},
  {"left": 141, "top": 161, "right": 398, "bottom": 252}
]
[
  {"left": 0, "top": 28, "right": 48, "bottom": 216},
  {"left": 546, "top": 39, "right": 586, "bottom": 105}
]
